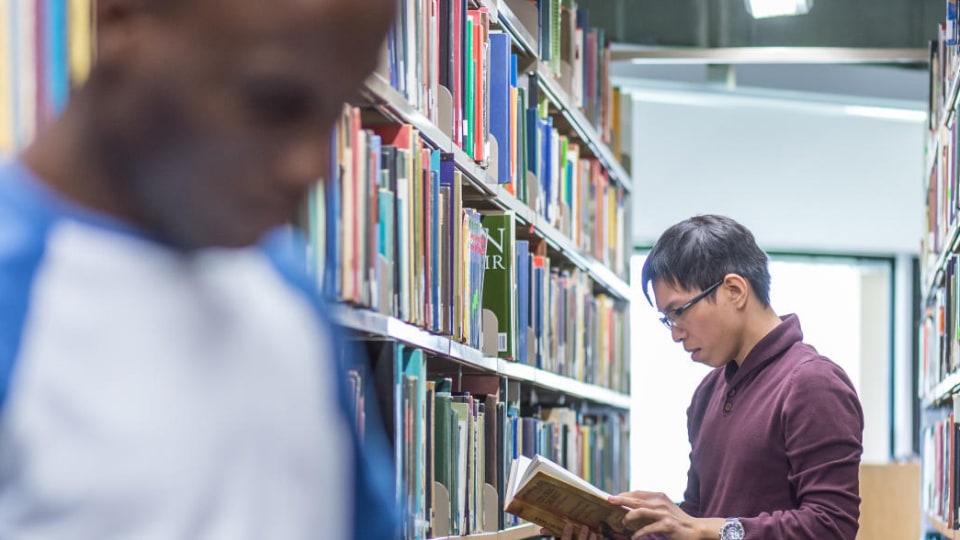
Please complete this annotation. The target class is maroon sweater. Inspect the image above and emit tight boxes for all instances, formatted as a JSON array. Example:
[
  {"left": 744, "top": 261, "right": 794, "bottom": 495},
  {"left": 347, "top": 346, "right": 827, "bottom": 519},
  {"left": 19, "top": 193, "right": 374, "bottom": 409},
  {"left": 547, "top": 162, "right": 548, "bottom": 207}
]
[{"left": 679, "top": 314, "right": 864, "bottom": 539}]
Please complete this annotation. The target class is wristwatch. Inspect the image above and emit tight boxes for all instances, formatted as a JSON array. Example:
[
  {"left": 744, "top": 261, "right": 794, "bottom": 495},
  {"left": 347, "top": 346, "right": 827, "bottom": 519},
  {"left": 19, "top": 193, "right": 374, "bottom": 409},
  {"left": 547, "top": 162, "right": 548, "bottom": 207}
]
[{"left": 719, "top": 518, "right": 744, "bottom": 540}]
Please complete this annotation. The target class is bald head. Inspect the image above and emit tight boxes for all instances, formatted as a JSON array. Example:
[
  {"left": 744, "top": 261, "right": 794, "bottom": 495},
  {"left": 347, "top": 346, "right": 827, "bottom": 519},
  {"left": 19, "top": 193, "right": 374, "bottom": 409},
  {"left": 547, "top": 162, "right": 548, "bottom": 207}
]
[{"left": 66, "top": 0, "right": 397, "bottom": 248}]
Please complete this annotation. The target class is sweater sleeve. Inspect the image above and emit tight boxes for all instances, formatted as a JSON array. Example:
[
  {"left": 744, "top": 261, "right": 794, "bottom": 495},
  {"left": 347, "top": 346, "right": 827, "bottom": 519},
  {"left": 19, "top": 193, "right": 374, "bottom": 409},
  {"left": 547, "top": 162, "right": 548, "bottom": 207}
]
[
  {"left": 680, "top": 374, "right": 717, "bottom": 518},
  {"left": 680, "top": 404, "right": 702, "bottom": 517},
  {"left": 739, "top": 359, "right": 863, "bottom": 539}
]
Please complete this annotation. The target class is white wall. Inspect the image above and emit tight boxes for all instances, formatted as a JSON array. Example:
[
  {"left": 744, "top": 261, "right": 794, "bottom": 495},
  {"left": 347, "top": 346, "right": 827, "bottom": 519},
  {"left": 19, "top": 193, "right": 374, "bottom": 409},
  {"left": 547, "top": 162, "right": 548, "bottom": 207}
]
[
  {"left": 626, "top": 88, "right": 924, "bottom": 471},
  {"left": 629, "top": 90, "right": 925, "bottom": 255}
]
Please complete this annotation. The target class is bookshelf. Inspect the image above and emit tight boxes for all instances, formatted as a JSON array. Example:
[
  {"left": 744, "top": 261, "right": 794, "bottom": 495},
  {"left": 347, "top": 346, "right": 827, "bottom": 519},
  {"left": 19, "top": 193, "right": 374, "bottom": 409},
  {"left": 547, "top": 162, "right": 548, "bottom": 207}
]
[
  {"left": 332, "top": 304, "right": 631, "bottom": 409},
  {"left": 931, "top": 513, "right": 958, "bottom": 540},
  {"left": 360, "top": 74, "right": 631, "bottom": 300},
  {"left": 321, "top": 0, "right": 635, "bottom": 538},
  {"left": 430, "top": 523, "right": 541, "bottom": 540},
  {"left": 921, "top": 17, "right": 960, "bottom": 538},
  {"left": 2, "top": 1, "right": 634, "bottom": 539}
]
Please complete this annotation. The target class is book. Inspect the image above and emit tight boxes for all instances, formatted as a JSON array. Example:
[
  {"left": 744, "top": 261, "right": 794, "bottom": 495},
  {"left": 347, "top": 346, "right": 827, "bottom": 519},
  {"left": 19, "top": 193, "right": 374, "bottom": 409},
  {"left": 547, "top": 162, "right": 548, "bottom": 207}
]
[
  {"left": 504, "top": 454, "right": 631, "bottom": 539},
  {"left": 480, "top": 211, "right": 517, "bottom": 359}
]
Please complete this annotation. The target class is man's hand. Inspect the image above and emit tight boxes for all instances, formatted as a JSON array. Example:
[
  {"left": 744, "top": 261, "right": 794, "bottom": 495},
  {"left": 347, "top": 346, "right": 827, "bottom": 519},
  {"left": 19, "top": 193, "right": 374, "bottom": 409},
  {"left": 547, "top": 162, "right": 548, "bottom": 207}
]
[
  {"left": 609, "top": 491, "right": 724, "bottom": 540},
  {"left": 540, "top": 523, "right": 599, "bottom": 540}
]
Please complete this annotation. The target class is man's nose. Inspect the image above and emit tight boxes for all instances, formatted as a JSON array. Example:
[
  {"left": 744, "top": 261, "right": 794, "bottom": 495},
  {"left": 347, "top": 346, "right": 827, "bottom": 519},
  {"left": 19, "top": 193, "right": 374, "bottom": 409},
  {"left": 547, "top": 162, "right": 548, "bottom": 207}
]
[{"left": 671, "top": 324, "right": 685, "bottom": 343}]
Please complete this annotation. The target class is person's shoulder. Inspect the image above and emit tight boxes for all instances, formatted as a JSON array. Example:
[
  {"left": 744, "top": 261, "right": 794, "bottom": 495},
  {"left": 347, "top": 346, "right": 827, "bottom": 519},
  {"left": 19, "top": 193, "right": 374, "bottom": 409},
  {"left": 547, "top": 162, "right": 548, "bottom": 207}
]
[
  {"left": 785, "top": 345, "right": 857, "bottom": 393},
  {"left": 257, "top": 227, "right": 333, "bottom": 321},
  {"left": 0, "top": 161, "right": 57, "bottom": 278}
]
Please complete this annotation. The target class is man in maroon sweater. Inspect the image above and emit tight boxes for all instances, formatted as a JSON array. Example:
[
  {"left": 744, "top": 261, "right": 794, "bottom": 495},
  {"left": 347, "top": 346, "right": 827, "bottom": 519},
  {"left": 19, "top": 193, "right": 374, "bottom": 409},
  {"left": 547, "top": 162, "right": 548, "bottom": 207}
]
[{"left": 608, "top": 214, "right": 864, "bottom": 540}]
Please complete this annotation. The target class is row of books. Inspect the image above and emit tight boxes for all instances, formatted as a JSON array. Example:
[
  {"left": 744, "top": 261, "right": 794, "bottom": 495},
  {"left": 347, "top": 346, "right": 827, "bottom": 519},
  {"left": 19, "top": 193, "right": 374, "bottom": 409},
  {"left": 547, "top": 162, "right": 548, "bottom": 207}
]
[
  {"left": 516, "top": 83, "right": 628, "bottom": 275},
  {"left": 307, "top": 107, "right": 629, "bottom": 390},
  {"left": 533, "top": 0, "right": 614, "bottom": 145},
  {"left": 305, "top": 109, "right": 490, "bottom": 349},
  {"left": 924, "top": 8, "right": 960, "bottom": 538},
  {"left": 348, "top": 341, "right": 630, "bottom": 539},
  {"left": 379, "top": 0, "right": 619, "bottom": 168},
  {"left": 1, "top": 0, "right": 94, "bottom": 155},
  {"left": 920, "top": 255, "right": 960, "bottom": 398},
  {"left": 380, "top": 10, "right": 629, "bottom": 275},
  {"left": 922, "top": 407, "right": 960, "bottom": 530},
  {"left": 931, "top": 3, "right": 960, "bottom": 131},
  {"left": 922, "top": 106, "right": 960, "bottom": 283},
  {"left": 508, "top": 243, "right": 629, "bottom": 392}
]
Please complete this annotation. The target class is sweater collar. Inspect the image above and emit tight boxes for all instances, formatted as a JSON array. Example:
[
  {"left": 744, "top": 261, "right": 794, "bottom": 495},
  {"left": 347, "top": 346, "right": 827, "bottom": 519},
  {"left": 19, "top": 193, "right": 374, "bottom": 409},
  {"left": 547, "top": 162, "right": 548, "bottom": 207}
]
[{"left": 723, "top": 313, "right": 803, "bottom": 386}]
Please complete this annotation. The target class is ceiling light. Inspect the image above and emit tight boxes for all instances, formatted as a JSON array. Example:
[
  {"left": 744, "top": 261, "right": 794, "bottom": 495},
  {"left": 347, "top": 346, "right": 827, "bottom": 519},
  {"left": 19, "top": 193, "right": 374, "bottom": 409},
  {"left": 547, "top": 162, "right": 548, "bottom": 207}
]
[{"left": 745, "top": 0, "right": 814, "bottom": 19}]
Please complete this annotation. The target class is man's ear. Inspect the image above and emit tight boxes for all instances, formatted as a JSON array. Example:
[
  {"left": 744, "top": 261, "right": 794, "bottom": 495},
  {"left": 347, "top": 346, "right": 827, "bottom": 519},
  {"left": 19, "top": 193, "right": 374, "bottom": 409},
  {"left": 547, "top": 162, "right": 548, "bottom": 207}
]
[{"left": 721, "top": 274, "right": 750, "bottom": 310}]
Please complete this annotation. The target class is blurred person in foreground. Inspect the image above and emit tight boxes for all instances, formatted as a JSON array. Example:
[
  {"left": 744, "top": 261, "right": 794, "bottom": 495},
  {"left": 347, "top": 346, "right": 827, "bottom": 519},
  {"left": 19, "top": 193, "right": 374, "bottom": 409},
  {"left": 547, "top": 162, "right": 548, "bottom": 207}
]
[
  {"left": 546, "top": 215, "right": 863, "bottom": 540},
  {"left": 0, "top": 0, "right": 397, "bottom": 538}
]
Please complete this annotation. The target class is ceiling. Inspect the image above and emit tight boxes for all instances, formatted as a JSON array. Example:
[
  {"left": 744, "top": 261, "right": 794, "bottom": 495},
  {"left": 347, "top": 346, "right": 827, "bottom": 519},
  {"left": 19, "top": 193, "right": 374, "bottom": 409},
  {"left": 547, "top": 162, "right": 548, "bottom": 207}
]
[
  {"left": 582, "top": 0, "right": 938, "bottom": 105},
  {"left": 576, "top": 0, "right": 943, "bottom": 50}
]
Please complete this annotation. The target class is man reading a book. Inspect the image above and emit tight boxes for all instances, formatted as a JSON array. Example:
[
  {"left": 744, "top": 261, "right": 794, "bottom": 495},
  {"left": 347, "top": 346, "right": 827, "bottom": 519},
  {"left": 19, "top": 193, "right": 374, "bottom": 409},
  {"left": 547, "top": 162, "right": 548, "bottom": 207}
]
[
  {"left": 609, "top": 214, "right": 863, "bottom": 539},
  {"left": 0, "top": 0, "right": 397, "bottom": 538}
]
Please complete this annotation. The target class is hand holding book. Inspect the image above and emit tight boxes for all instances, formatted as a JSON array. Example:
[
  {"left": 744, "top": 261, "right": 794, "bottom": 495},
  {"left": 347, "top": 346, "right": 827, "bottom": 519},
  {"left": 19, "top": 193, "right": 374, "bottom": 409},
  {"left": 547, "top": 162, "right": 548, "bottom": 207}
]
[{"left": 503, "top": 454, "right": 635, "bottom": 539}]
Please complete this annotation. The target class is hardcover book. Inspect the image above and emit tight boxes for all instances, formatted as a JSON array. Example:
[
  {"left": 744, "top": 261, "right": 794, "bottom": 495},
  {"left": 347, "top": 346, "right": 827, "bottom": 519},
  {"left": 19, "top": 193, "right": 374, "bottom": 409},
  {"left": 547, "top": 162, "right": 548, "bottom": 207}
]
[{"left": 504, "top": 454, "right": 631, "bottom": 540}]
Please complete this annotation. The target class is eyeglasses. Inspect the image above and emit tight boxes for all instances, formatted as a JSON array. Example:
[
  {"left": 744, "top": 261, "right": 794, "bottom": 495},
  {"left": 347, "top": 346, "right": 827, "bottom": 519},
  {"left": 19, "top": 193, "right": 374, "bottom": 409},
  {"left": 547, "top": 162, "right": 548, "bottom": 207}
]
[{"left": 659, "top": 280, "right": 723, "bottom": 329}]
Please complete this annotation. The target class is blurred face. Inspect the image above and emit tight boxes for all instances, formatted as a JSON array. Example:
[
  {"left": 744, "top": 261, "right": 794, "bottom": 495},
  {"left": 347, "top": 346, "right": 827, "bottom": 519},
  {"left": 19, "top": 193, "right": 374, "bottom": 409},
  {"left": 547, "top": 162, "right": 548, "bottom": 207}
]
[
  {"left": 88, "top": 0, "right": 394, "bottom": 249},
  {"left": 652, "top": 279, "right": 739, "bottom": 368}
]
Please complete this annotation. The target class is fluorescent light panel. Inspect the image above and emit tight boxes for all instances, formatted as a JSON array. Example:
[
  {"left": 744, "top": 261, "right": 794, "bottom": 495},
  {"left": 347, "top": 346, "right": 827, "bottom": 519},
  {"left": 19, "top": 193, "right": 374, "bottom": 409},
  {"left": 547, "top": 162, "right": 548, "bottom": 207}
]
[{"left": 746, "top": 0, "right": 813, "bottom": 19}]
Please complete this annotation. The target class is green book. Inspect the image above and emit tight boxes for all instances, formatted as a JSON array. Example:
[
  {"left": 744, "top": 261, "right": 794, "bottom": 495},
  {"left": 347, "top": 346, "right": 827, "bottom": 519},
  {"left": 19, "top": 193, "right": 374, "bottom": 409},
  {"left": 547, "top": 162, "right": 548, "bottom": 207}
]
[
  {"left": 517, "top": 87, "right": 527, "bottom": 204},
  {"left": 433, "top": 391, "right": 454, "bottom": 536},
  {"left": 481, "top": 212, "right": 517, "bottom": 360}
]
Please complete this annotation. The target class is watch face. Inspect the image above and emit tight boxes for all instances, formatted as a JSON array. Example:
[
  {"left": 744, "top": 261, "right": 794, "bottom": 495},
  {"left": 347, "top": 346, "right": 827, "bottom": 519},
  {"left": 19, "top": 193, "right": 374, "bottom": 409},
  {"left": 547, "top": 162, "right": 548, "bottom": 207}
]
[{"left": 721, "top": 520, "right": 745, "bottom": 540}]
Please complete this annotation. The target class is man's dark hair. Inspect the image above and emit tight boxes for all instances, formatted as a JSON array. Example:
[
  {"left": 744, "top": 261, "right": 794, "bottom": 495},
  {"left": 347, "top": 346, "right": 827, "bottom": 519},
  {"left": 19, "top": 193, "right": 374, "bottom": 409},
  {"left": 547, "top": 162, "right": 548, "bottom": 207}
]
[{"left": 641, "top": 214, "right": 771, "bottom": 307}]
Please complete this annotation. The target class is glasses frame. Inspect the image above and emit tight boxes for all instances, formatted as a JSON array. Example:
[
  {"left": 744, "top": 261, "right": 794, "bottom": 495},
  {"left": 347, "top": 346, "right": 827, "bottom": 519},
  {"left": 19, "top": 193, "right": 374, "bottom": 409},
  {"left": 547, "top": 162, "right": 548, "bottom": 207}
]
[{"left": 659, "top": 280, "right": 724, "bottom": 329}]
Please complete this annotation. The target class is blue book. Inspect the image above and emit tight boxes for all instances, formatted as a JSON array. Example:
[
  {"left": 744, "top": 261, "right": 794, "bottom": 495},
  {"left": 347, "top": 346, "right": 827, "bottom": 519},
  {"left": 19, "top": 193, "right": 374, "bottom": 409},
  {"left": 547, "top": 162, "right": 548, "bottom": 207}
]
[
  {"left": 525, "top": 107, "right": 540, "bottom": 214},
  {"left": 515, "top": 240, "right": 530, "bottom": 365},
  {"left": 47, "top": 0, "right": 68, "bottom": 114},
  {"left": 540, "top": 117, "right": 553, "bottom": 222},
  {"left": 323, "top": 126, "right": 341, "bottom": 300},
  {"left": 430, "top": 150, "right": 442, "bottom": 331},
  {"left": 488, "top": 33, "right": 512, "bottom": 185},
  {"left": 401, "top": 347, "right": 426, "bottom": 539},
  {"left": 439, "top": 153, "right": 456, "bottom": 332}
]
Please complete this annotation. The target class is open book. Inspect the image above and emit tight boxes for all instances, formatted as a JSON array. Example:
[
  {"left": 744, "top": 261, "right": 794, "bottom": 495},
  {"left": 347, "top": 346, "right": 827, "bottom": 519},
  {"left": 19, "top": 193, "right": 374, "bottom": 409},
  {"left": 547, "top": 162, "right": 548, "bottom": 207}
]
[{"left": 503, "top": 455, "right": 632, "bottom": 540}]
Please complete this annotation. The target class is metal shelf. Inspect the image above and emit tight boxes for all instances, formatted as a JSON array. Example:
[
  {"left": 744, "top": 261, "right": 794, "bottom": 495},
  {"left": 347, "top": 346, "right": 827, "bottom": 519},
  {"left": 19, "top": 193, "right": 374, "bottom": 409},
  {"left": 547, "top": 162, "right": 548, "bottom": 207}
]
[
  {"left": 331, "top": 306, "right": 631, "bottom": 410},
  {"left": 362, "top": 74, "right": 457, "bottom": 155},
  {"left": 495, "top": 0, "right": 538, "bottom": 58},
  {"left": 499, "top": 360, "right": 632, "bottom": 410},
  {"left": 922, "top": 370, "right": 960, "bottom": 409},
  {"left": 491, "top": 5, "right": 632, "bottom": 192},
  {"left": 332, "top": 305, "right": 496, "bottom": 372},
  {"left": 359, "top": 74, "right": 631, "bottom": 301},
  {"left": 922, "top": 67, "right": 960, "bottom": 300},
  {"left": 533, "top": 65, "right": 633, "bottom": 193},
  {"left": 922, "top": 220, "right": 960, "bottom": 304},
  {"left": 430, "top": 522, "right": 541, "bottom": 540},
  {"left": 490, "top": 186, "right": 631, "bottom": 301},
  {"left": 928, "top": 512, "right": 957, "bottom": 539},
  {"left": 943, "top": 69, "right": 960, "bottom": 130}
]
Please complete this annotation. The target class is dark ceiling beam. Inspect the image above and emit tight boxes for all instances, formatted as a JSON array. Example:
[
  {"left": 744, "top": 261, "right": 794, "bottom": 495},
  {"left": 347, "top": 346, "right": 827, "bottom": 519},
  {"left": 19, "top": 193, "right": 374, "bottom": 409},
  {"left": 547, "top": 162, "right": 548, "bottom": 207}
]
[
  {"left": 576, "top": 0, "right": 945, "bottom": 49},
  {"left": 610, "top": 46, "right": 929, "bottom": 65}
]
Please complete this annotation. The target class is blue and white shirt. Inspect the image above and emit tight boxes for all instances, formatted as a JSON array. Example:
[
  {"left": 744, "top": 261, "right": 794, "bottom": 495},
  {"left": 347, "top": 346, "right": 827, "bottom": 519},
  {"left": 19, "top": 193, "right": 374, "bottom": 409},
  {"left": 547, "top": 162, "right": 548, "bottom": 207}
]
[{"left": 0, "top": 160, "right": 396, "bottom": 539}]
